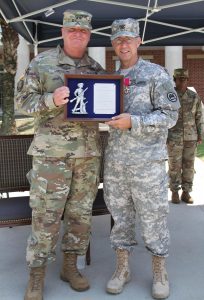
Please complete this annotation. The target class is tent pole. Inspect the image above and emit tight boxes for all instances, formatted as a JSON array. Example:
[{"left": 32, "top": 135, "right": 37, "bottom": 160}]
[
  {"left": 34, "top": 22, "right": 38, "bottom": 56},
  {"left": 34, "top": 44, "right": 38, "bottom": 56}
]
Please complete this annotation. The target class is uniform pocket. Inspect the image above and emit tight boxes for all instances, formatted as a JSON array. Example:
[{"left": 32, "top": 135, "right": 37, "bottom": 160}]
[{"left": 29, "top": 169, "right": 48, "bottom": 209}]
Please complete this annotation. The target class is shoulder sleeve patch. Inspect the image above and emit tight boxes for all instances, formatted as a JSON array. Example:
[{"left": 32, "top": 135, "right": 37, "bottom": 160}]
[{"left": 167, "top": 92, "right": 177, "bottom": 102}]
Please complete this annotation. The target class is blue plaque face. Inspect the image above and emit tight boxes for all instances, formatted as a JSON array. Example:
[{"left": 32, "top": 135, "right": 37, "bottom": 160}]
[{"left": 64, "top": 74, "right": 124, "bottom": 121}]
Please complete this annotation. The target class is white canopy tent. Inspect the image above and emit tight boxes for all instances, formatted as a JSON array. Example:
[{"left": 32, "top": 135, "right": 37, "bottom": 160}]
[{"left": 0, "top": 0, "right": 204, "bottom": 53}]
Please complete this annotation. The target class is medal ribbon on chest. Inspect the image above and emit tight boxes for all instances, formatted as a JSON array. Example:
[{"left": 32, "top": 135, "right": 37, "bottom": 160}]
[{"left": 124, "top": 77, "right": 130, "bottom": 94}]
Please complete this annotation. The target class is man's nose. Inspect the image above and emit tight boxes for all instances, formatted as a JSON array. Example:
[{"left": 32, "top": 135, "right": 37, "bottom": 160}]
[{"left": 75, "top": 30, "right": 82, "bottom": 36}]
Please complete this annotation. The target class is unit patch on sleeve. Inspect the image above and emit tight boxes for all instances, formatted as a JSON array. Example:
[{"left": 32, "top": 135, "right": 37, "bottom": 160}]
[{"left": 167, "top": 92, "right": 177, "bottom": 102}]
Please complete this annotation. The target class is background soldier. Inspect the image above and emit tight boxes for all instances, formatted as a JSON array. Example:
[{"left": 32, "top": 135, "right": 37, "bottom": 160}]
[
  {"left": 15, "top": 10, "right": 104, "bottom": 300},
  {"left": 167, "top": 68, "right": 203, "bottom": 204},
  {"left": 103, "top": 18, "right": 180, "bottom": 299}
]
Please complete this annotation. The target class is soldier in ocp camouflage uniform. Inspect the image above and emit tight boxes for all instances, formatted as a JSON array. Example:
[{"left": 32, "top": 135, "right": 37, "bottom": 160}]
[
  {"left": 15, "top": 10, "right": 104, "bottom": 300},
  {"left": 103, "top": 18, "right": 180, "bottom": 299},
  {"left": 167, "top": 68, "right": 203, "bottom": 204}
]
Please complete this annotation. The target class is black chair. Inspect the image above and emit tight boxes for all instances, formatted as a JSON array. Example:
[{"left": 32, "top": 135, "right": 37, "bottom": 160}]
[{"left": 0, "top": 135, "right": 33, "bottom": 227}]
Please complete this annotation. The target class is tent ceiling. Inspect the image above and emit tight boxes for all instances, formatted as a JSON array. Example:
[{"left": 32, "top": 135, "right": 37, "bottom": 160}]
[{"left": 0, "top": 0, "right": 204, "bottom": 48}]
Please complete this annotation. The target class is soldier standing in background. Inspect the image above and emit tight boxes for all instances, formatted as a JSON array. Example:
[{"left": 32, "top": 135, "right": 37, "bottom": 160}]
[
  {"left": 103, "top": 18, "right": 180, "bottom": 299},
  {"left": 167, "top": 68, "right": 203, "bottom": 204},
  {"left": 15, "top": 10, "right": 104, "bottom": 300}
]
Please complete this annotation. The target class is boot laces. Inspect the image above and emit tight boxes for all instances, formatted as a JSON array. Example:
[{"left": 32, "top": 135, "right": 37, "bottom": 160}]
[
  {"left": 31, "top": 272, "right": 44, "bottom": 292},
  {"left": 153, "top": 257, "right": 165, "bottom": 284},
  {"left": 64, "top": 254, "right": 82, "bottom": 278},
  {"left": 114, "top": 250, "right": 128, "bottom": 279}
]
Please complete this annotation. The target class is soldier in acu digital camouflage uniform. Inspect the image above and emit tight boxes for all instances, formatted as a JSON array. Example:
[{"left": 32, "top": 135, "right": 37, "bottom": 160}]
[
  {"left": 103, "top": 18, "right": 180, "bottom": 299},
  {"left": 15, "top": 10, "right": 104, "bottom": 300},
  {"left": 167, "top": 68, "right": 203, "bottom": 204}
]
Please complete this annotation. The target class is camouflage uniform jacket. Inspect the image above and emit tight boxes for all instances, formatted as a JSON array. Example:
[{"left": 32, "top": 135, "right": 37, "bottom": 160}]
[
  {"left": 15, "top": 46, "right": 104, "bottom": 158},
  {"left": 167, "top": 88, "right": 203, "bottom": 142},
  {"left": 105, "top": 58, "right": 180, "bottom": 165}
]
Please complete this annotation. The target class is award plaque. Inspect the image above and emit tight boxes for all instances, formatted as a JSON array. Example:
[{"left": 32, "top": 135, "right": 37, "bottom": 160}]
[{"left": 64, "top": 74, "right": 124, "bottom": 121}]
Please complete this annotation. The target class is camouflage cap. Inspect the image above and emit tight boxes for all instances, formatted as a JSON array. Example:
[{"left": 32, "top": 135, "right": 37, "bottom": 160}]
[
  {"left": 111, "top": 18, "right": 140, "bottom": 41},
  {"left": 174, "top": 68, "right": 189, "bottom": 78},
  {"left": 63, "top": 10, "right": 92, "bottom": 30}
]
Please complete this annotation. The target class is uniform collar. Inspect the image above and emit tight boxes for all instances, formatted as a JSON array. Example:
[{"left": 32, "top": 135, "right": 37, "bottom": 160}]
[
  {"left": 118, "top": 57, "right": 142, "bottom": 75},
  {"left": 175, "top": 87, "right": 188, "bottom": 96},
  {"left": 57, "top": 45, "right": 91, "bottom": 67}
]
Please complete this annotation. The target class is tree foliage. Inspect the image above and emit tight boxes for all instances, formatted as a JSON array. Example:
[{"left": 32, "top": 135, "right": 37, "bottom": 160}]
[{"left": 0, "top": 17, "right": 19, "bottom": 135}]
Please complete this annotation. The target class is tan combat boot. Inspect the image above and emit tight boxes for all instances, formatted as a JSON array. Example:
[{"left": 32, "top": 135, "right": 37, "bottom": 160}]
[
  {"left": 24, "top": 266, "right": 46, "bottom": 300},
  {"left": 152, "top": 256, "right": 169, "bottom": 299},
  {"left": 171, "top": 191, "right": 180, "bottom": 204},
  {"left": 181, "top": 191, "right": 193, "bottom": 204},
  {"left": 60, "top": 252, "right": 89, "bottom": 291},
  {"left": 106, "top": 248, "right": 131, "bottom": 294}
]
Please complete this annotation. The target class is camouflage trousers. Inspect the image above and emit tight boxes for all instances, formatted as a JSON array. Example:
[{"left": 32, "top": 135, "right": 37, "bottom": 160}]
[
  {"left": 26, "top": 156, "right": 100, "bottom": 267},
  {"left": 167, "top": 140, "right": 197, "bottom": 192},
  {"left": 104, "top": 160, "right": 170, "bottom": 257}
]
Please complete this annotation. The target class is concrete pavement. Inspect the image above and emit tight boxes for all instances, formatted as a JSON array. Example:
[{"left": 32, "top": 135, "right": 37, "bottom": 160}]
[{"left": 0, "top": 157, "right": 204, "bottom": 300}]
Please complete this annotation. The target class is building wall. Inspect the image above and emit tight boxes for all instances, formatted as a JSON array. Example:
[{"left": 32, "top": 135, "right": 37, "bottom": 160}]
[
  {"left": 183, "top": 49, "right": 204, "bottom": 101},
  {"left": 0, "top": 47, "right": 204, "bottom": 111},
  {"left": 106, "top": 48, "right": 204, "bottom": 101}
]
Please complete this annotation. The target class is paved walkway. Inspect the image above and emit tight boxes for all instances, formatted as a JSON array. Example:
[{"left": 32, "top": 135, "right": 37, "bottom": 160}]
[{"left": 0, "top": 158, "right": 204, "bottom": 300}]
